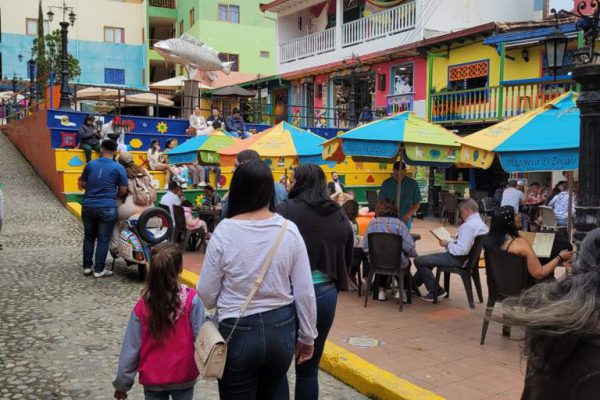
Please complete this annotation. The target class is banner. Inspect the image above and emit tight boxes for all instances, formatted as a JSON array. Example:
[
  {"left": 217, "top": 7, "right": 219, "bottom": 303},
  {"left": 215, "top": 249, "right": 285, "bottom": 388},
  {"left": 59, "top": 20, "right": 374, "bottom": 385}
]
[{"left": 499, "top": 149, "right": 579, "bottom": 172}]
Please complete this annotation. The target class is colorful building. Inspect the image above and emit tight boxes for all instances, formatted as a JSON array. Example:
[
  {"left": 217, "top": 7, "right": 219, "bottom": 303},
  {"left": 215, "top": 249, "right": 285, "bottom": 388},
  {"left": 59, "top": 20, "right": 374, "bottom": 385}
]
[
  {"left": 146, "top": 0, "right": 276, "bottom": 85},
  {"left": 0, "top": 0, "right": 147, "bottom": 89}
]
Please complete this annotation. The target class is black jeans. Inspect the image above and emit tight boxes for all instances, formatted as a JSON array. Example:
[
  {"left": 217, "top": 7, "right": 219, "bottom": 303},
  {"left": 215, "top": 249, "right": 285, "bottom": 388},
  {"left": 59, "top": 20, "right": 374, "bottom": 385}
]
[{"left": 218, "top": 304, "right": 296, "bottom": 400}]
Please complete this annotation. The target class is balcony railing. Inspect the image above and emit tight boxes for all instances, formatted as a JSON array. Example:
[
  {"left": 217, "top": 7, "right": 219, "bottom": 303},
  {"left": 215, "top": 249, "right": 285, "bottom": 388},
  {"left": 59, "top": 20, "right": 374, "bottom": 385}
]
[
  {"left": 430, "top": 79, "right": 576, "bottom": 124},
  {"left": 387, "top": 93, "right": 414, "bottom": 115},
  {"left": 280, "top": 27, "right": 335, "bottom": 63},
  {"left": 342, "top": 1, "right": 416, "bottom": 47},
  {"left": 149, "top": 0, "right": 176, "bottom": 8}
]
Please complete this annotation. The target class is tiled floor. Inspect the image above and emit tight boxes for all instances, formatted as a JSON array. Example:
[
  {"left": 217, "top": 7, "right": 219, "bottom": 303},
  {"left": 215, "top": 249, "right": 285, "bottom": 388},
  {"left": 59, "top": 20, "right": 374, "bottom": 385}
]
[{"left": 183, "top": 218, "right": 529, "bottom": 400}]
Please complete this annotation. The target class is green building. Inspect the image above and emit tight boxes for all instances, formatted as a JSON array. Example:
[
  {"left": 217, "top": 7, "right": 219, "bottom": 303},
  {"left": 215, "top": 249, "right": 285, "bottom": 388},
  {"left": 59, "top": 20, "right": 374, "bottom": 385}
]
[{"left": 146, "top": 0, "right": 276, "bottom": 86}]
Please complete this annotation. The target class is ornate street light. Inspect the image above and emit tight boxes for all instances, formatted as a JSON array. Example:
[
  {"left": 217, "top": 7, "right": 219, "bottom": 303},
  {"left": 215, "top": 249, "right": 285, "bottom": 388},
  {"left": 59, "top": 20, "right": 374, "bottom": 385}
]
[
  {"left": 543, "top": 11, "right": 569, "bottom": 77},
  {"left": 550, "top": 3, "right": 600, "bottom": 241},
  {"left": 47, "top": 1, "right": 76, "bottom": 109}
]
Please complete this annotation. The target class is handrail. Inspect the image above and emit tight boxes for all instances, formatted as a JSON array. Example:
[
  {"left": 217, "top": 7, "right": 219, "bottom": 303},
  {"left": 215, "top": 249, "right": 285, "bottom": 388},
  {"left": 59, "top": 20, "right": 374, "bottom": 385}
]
[
  {"left": 280, "top": 27, "right": 335, "bottom": 63},
  {"left": 149, "top": 0, "right": 175, "bottom": 9}
]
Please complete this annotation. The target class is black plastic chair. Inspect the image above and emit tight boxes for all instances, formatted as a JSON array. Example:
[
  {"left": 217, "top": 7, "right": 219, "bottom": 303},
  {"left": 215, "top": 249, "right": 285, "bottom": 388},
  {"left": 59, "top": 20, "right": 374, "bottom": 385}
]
[
  {"left": 440, "top": 193, "right": 459, "bottom": 225},
  {"left": 364, "top": 232, "right": 412, "bottom": 312},
  {"left": 480, "top": 249, "right": 529, "bottom": 345},
  {"left": 366, "top": 190, "right": 379, "bottom": 212},
  {"left": 433, "top": 235, "right": 485, "bottom": 309},
  {"left": 172, "top": 205, "right": 205, "bottom": 251}
]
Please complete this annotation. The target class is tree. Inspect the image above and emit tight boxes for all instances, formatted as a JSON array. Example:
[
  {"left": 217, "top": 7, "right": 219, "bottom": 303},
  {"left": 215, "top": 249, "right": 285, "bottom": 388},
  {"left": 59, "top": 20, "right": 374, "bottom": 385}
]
[{"left": 32, "top": 29, "right": 81, "bottom": 87}]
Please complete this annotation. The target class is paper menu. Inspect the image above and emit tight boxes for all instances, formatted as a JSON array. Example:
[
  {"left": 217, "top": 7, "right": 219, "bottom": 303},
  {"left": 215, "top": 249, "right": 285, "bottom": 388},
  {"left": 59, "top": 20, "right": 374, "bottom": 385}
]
[
  {"left": 520, "top": 231, "right": 555, "bottom": 258},
  {"left": 430, "top": 227, "right": 453, "bottom": 242}
]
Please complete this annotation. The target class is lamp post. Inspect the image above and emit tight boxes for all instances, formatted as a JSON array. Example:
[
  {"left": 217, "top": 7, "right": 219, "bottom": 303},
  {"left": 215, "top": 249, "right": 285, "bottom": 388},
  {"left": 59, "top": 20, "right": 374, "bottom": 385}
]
[
  {"left": 47, "top": 1, "right": 76, "bottom": 109},
  {"left": 547, "top": 5, "right": 600, "bottom": 242}
]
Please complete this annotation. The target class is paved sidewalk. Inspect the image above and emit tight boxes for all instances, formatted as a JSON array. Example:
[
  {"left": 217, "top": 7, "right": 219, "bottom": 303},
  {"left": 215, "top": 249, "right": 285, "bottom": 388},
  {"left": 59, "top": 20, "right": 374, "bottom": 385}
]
[
  {"left": 183, "top": 219, "right": 529, "bottom": 400},
  {"left": 0, "top": 132, "right": 366, "bottom": 400}
]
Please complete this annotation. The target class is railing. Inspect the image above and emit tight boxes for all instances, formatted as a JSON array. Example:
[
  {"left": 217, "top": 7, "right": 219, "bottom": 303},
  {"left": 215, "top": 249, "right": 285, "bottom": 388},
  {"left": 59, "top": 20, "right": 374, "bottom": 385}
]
[
  {"left": 430, "top": 79, "right": 576, "bottom": 124},
  {"left": 387, "top": 93, "right": 414, "bottom": 115},
  {"left": 149, "top": 0, "right": 176, "bottom": 8},
  {"left": 342, "top": 1, "right": 416, "bottom": 47},
  {"left": 280, "top": 27, "right": 335, "bottom": 63}
]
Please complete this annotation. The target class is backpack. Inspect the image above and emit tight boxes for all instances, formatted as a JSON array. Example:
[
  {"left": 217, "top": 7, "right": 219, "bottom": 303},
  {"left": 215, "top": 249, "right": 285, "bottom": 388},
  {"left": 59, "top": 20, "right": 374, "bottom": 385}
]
[{"left": 131, "top": 172, "right": 156, "bottom": 207}]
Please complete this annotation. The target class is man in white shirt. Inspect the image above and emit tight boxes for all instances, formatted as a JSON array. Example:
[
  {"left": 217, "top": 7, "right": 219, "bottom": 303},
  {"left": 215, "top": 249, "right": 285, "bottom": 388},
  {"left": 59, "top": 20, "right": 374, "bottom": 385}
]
[
  {"left": 414, "top": 199, "right": 489, "bottom": 301},
  {"left": 501, "top": 180, "right": 530, "bottom": 230},
  {"left": 159, "top": 181, "right": 182, "bottom": 223}
]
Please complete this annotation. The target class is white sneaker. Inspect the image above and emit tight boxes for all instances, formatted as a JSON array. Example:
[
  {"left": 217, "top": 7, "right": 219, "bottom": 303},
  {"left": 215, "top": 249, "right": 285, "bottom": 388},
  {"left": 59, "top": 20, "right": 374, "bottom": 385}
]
[
  {"left": 395, "top": 290, "right": 408, "bottom": 303},
  {"left": 93, "top": 270, "right": 114, "bottom": 278},
  {"left": 181, "top": 183, "right": 188, "bottom": 189},
  {"left": 83, "top": 268, "right": 93, "bottom": 276},
  {"left": 378, "top": 290, "right": 387, "bottom": 301}
]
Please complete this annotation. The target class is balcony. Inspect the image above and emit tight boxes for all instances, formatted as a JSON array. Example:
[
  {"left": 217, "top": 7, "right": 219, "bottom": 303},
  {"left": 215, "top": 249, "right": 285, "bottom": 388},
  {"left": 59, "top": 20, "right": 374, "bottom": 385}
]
[
  {"left": 387, "top": 93, "right": 414, "bottom": 115},
  {"left": 278, "top": 1, "right": 416, "bottom": 65},
  {"left": 430, "top": 79, "right": 576, "bottom": 124},
  {"left": 280, "top": 28, "right": 336, "bottom": 63},
  {"left": 149, "top": 0, "right": 176, "bottom": 8}
]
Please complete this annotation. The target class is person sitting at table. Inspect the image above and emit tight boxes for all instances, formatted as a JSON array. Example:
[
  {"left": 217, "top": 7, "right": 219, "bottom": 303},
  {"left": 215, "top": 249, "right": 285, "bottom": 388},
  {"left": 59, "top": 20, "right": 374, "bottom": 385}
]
[
  {"left": 342, "top": 200, "right": 369, "bottom": 290},
  {"left": 378, "top": 161, "right": 422, "bottom": 231},
  {"left": 526, "top": 182, "right": 542, "bottom": 204},
  {"left": 202, "top": 185, "right": 221, "bottom": 208},
  {"left": 225, "top": 108, "right": 251, "bottom": 139},
  {"left": 548, "top": 181, "right": 574, "bottom": 227},
  {"left": 159, "top": 181, "right": 182, "bottom": 223},
  {"left": 483, "top": 206, "right": 573, "bottom": 287},
  {"left": 189, "top": 106, "right": 212, "bottom": 136},
  {"left": 502, "top": 180, "right": 529, "bottom": 231},
  {"left": 362, "top": 199, "right": 417, "bottom": 302},
  {"left": 413, "top": 199, "right": 489, "bottom": 302},
  {"left": 181, "top": 200, "right": 208, "bottom": 232}
]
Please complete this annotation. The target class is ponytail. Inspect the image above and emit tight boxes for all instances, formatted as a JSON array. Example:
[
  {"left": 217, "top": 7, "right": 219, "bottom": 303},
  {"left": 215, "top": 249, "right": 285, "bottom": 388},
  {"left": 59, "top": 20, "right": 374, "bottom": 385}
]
[{"left": 143, "top": 242, "right": 183, "bottom": 340}]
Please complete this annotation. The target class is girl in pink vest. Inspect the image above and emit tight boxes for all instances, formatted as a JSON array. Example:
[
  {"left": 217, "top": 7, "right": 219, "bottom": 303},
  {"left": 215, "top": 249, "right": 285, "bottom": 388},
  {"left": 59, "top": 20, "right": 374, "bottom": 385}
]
[{"left": 113, "top": 242, "right": 204, "bottom": 400}]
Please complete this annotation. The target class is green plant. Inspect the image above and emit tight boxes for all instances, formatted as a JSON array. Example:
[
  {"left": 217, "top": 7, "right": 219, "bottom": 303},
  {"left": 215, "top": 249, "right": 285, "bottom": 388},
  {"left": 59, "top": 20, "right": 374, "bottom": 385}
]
[{"left": 32, "top": 28, "right": 81, "bottom": 86}]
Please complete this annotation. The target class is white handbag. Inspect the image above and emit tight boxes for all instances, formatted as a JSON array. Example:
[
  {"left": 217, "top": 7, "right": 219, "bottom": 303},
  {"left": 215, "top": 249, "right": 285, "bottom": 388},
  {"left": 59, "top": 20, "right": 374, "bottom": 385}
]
[{"left": 194, "top": 220, "right": 289, "bottom": 379}]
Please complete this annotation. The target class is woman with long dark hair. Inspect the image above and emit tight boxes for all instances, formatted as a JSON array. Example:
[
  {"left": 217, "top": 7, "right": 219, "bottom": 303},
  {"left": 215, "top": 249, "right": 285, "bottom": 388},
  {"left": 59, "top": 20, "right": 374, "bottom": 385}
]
[
  {"left": 197, "top": 160, "right": 317, "bottom": 399},
  {"left": 276, "top": 163, "right": 353, "bottom": 400},
  {"left": 501, "top": 227, "right": 600, "bottom": 399},
  {"left": 483, "top": 206, "right": 573, "bottom": 286},
  {"left": 147, "top": 139, "right": 180, "bottom": 189}
]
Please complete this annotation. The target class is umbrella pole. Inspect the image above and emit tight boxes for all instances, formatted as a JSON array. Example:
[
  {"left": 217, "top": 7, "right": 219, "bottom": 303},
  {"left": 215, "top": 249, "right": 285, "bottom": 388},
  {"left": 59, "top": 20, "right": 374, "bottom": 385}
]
[
  {"left": 396, "top": 145, "right": 404, "bottom": 220},
  {"left": 567, "top": 171, "right": 574, "bottom": 243}
]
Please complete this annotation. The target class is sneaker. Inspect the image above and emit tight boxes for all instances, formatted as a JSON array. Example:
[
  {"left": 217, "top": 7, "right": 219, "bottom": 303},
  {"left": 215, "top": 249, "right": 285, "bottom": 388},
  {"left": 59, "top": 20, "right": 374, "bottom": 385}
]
[
  {"left": 420, "top": 289, "right": 447, "bottom": 302},
  {"left": 93, "top": 270, "right": 114, "bottom": 278},
  {"left": 198, "top": 182, "right": 207, "bottom": 187},
  {"left": 181, "top": 183, "right": 188, "bottom": 189},
  {"left": 394, "top": 290, "right": 408, "bottom": 303},
  {"left": 83, "top": 268, "right": 93, "bottom": 276},
  {"left": 378, "top": 290, "right": 387, "bottom": 301}
]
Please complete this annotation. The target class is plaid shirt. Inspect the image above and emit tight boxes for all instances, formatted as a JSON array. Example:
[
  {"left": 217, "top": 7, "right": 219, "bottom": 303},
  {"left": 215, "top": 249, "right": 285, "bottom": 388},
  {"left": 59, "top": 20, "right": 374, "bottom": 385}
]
[{"left": 362, "top": 217, "right": 417, "bottom": 269}]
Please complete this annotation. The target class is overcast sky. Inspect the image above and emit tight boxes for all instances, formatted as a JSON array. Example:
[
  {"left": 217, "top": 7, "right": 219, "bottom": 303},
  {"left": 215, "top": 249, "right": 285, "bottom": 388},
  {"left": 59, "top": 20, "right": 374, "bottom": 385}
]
[{"left": 550, "top": 0, "right": 574, "bottom": 11}]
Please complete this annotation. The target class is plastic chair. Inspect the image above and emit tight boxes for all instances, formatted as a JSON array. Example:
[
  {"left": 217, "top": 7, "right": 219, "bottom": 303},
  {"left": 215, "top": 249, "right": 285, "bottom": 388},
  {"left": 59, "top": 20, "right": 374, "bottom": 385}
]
[
  {"left": 364, "top": 232, "right": 412, "bottom": 312},
  {"left": 539, "top": 205, "right": 559, "bottom": 231},
  {"left": 433, "top": 235, "right": 485, "bottom": 309},
  {"left": 440, "top": 193, "right": 459, "bottom": 225},
  {"left": 172, "top": 205, "right": 205, "bottom": 251},
  {"left": 480, "top": 249, "right": 529, "bottom": 345},
  {"left": 366, "top": 190, "right": 379, "bottom": 212}
]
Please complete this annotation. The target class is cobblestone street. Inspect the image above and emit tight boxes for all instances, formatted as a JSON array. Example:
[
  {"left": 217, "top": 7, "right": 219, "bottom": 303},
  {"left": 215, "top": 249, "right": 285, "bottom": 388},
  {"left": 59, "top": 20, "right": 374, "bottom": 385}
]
[{"left": 0, "top": 132, "right": 367, "bottom": 400}]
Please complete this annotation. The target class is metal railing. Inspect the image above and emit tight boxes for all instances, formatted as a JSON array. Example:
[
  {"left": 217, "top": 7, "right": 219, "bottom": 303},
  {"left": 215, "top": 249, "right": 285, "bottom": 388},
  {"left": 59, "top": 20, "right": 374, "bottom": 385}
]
[
  {"left": 280, "top": 27, "right": 336, "bottom": 63},
  {"left": 430, "top": 79, "right": 576, "bottom": 124},
  {"left": 149, "top": 0, "right": 176, "bottom": 9},
  {"left": 342, "top": 1, "right": 416, "bottom": 47},
  {"left": 386, "top": 93, "right": 414, "bottom": 115}
]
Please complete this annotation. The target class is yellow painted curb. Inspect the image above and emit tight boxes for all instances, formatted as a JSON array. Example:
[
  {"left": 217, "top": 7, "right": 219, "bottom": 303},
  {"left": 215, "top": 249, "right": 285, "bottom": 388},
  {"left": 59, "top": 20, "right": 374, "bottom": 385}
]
[{"left": 65, "top": 202, "right": 444, "bottom": 400}]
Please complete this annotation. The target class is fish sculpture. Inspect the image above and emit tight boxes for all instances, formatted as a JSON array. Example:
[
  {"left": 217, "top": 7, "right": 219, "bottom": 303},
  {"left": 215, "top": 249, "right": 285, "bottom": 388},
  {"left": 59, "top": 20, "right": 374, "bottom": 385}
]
[{"left": 154, "top": 33, "right": 233, "bottom": 76}]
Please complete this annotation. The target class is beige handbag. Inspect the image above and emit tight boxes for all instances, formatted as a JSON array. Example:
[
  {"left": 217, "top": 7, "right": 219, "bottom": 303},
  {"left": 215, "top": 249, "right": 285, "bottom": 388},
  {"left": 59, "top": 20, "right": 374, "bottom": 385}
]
[{"left": 195, "top": 220, "right": 289, "bottom": 379}]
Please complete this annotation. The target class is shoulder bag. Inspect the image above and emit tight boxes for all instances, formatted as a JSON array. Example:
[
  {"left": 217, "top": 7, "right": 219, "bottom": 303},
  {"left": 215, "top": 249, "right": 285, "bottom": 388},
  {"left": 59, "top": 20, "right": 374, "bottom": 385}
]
[{"left": 194, "top": 220, "right": 289, "bottom": 379}]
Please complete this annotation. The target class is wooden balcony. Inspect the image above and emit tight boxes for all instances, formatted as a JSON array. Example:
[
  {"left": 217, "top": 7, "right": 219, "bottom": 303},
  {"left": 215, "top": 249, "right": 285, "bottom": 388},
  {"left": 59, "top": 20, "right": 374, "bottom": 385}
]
[{"left": 430, "top": 79, "right": 576, "bottom": 124}]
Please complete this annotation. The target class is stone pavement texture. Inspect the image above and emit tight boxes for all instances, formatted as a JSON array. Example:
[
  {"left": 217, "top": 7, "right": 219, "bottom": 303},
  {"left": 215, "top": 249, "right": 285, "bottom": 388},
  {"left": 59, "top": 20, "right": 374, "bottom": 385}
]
[
  {"left": 0, "top": 132, "right": 367, "bottom": 400},
  {"left": 183, "top": 219, "right": 530, "bottom": 400}
]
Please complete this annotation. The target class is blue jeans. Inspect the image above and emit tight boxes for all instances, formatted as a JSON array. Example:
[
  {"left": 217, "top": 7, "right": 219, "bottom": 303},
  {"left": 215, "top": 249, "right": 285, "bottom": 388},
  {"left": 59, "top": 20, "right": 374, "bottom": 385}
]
[
  {"left": 203, "top": 166, "right": 222, "bottom": 187},
  {"left": 82, "top": 206, "right": 117, "bottom": 273},
  {"left": 144, "top": 388, "right": 194, "bottom": 400},
  {"left": 218, "top": 304, "right": 296, "bottom": 400},
  {"left": 278, "top": 282, "right": 338, "bottom": 400},
  {"left": 230, "top": 131, "right": 251, "bottom": 139}
]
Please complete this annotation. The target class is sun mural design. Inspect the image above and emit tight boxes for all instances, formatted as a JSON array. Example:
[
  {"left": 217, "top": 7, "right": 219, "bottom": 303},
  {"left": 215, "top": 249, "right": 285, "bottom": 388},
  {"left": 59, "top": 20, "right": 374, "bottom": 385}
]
[{"left": 156, "top": 121, "right": 168, "bottom": 134}]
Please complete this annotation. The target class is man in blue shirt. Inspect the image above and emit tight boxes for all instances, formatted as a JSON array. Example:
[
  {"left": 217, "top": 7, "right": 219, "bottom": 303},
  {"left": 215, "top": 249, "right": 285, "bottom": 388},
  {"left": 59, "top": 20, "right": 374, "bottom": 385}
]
[
  {"left": 79, "top": 140, "right": 128, "bottom": 278},
  {"left": 378, "top": 161, "right": 422, "bottom": 230},
  {"left": 225, "top": 108, "right": 251, "bottom": 139}
]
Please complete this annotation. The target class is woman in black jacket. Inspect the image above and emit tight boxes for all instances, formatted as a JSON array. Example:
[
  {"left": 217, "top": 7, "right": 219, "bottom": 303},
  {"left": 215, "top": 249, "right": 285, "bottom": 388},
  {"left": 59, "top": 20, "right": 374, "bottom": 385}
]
[{"left": 276, "top": 163, "right": 353, "bottom": 400}]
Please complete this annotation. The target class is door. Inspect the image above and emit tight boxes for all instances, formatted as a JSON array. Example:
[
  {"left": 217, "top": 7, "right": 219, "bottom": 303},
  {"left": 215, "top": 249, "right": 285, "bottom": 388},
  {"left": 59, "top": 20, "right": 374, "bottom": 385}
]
[{"left": 304, "top": 83, "right": 315, "bottom": 127}]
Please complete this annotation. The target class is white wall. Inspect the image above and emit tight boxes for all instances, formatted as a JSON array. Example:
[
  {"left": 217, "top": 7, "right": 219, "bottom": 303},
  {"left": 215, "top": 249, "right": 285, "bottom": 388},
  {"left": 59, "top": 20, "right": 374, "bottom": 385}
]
[
  {"left": 0, "top": 0, "right": 145, "bottom": 44},
  {"left": 278, "top": 9, "right": 314, "bottom": 44}
]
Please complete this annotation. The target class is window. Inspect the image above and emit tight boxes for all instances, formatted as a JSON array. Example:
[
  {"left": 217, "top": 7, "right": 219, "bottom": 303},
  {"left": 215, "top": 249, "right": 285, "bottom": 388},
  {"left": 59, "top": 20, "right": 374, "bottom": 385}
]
[
  {"left": 218, "top": 53, "right": 239, "bottom": 72},
  {"left": 218, "top": 4, "right": 240, "bottom": 23},
  {"left": 392, "top": 64, "right": 414, "bottom": 94},
  {"left": 26, "top": 18, "right": 49, "bottom": 36},
  {"left": 447, "top": 60, "right": 489, "bottom": 91},
  {"left": 260, "top": 51, "right": 270, "bottom": 58},
  {"left": 179, "top": 20, "right": 184, "bottom": 35},
  {"left": 189, "top": 8, "right": 195, "bottom": 27},
  {"left": 542, "top": 48, "right": 577, "bottom": 78},
  {"left": 105, "top": 68, "right": 125, "bottom": 85},
  {"left": 104, "top": 27, "right": 125, "bottom": 43}
]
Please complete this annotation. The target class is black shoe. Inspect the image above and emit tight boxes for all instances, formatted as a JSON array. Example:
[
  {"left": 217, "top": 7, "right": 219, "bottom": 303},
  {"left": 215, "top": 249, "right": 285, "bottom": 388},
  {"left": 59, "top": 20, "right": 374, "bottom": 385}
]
[{"left": 420, "top": 290, "right": 447, "bottom": 302}]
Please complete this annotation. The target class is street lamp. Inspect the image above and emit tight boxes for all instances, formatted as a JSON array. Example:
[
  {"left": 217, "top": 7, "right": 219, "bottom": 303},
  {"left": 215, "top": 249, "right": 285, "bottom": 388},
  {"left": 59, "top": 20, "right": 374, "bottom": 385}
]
[
  {"left": 549, "top": 4, "right": 600, "bottom": 242},
  {"left": 543, "top": 12, "right": 569, "bottom": 78},
  {"left": 47, "top": 1, "right": 76, "bottom": 109}
]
